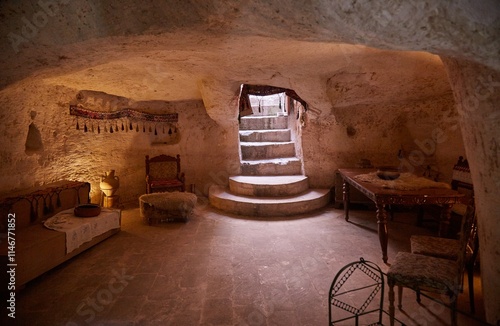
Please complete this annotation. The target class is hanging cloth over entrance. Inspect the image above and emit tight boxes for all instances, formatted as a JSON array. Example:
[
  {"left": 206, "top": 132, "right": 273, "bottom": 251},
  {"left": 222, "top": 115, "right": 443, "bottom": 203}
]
[{"left": 238, "top": 84, "right": 308, "bottom": 117}]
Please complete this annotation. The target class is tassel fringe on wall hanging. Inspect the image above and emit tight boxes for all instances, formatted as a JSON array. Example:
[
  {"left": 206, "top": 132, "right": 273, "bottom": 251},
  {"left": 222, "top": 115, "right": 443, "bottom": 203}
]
[{"left": 69, "top": 105, "right": 179, "bottom": 136}]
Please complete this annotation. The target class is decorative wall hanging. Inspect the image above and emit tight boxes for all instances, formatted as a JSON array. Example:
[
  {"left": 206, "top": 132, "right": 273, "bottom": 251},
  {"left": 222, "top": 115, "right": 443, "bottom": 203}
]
[{"left": 69, "top": 105, "right": 179, "bottom": 137}]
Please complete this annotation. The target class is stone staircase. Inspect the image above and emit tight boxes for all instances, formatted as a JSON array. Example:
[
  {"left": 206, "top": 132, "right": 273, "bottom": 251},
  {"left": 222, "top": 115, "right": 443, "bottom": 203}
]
[{"left": 209, "top": 115, "right": 330, "bottom": 217}]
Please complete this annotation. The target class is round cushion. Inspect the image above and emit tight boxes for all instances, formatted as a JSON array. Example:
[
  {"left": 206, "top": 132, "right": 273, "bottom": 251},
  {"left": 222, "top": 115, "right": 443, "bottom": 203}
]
[{"left": 139, "top": 191, "right": 197, "bottom": 224}]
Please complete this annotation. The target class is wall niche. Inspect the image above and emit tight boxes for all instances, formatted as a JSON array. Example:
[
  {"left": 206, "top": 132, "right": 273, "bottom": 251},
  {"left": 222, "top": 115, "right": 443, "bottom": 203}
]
[{"left": 25, "top": 123, "right": 43, "bottom": 154}]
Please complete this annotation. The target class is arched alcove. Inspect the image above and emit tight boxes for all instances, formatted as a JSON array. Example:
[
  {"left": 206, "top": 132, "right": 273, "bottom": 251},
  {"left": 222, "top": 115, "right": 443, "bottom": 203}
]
[{"left": 25, "top": 122, "right": 43, "bottom": 155}]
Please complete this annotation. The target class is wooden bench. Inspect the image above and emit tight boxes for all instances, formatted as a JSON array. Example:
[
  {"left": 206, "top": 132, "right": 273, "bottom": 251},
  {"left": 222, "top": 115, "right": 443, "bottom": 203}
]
[{"left": 0, "top": 181, "right": 121, "bottom": 288}]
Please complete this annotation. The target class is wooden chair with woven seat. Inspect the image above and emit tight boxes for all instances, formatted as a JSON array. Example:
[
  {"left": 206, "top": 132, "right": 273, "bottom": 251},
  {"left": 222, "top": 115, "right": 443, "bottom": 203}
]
[
  {"left": 409, "top": 156, "right": 478, "bottom": 313},
  {"left": 387, "top": 204, "right": 476, "bottom": 326},
  {"left": 145, "top": 154, "right": 185, "bottom": 193},
  {"left": 409, "top": 211, "right": 478, "bottom": 313}
]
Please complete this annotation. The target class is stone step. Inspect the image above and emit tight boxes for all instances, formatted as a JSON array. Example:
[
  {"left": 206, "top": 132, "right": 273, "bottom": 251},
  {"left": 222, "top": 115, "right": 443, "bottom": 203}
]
[
  {"left": 240, "top": 157, "right": 302, "bottom": 175},
  {"left": 239, "top": 115, "right": 288, "bottom": 130},
  {"left": 229, "top": 175, "right": 309, "bottom": 197},
  {"left": 209, "top": 185, "right": 331, "bottom": 217},
  {"left": 239, "top": 129, "right": 291, "bottom": 142},
  {"left": 240, "top": 141, "right": 296, "bottom": 160}
]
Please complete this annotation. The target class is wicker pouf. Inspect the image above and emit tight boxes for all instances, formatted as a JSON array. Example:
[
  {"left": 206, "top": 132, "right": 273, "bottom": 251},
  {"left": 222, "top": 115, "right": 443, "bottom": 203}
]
[{"left": 139, "top": 192, "right": 197, "bottom": 225}]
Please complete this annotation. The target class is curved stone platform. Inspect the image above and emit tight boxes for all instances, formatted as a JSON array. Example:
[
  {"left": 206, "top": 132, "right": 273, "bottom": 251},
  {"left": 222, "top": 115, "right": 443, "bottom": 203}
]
[{"left": 209, "top": 185, "right": 330, "bottom": 217}]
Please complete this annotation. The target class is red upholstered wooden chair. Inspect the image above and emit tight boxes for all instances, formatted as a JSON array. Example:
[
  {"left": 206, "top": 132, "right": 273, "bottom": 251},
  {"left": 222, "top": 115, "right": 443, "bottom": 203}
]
[{"left": 145, "top": 154, "right": 185, "bottom": 193}]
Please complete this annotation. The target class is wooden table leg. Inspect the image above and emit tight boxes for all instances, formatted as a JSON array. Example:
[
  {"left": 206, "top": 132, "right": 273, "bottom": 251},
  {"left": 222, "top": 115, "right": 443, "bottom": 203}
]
[
  {"left": 343, "top": 181, "right": 350, "bottom": 221},
  {"left": 439, "top": 204, "right": 452, "bottom": 237},
  {"left": 376, "top": 202, "right": 389, "bottom": 263}
]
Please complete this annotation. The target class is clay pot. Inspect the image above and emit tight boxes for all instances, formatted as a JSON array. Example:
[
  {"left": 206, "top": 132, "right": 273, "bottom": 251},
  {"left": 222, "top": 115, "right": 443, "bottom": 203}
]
[{"left": 100, "top": 170, "right": 120, "bottom": 196}]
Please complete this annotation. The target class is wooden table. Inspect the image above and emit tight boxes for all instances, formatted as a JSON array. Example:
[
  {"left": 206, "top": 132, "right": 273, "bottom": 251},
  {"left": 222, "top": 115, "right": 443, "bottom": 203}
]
[{"left": 338, "top": 168, "right": 464, "bottom": 263}]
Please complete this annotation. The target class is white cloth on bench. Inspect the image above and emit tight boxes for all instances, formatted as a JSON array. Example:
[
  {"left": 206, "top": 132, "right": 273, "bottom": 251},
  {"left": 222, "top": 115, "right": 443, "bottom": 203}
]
[{"left": 44, "top": 208, "right": 120, "bottom": 253}]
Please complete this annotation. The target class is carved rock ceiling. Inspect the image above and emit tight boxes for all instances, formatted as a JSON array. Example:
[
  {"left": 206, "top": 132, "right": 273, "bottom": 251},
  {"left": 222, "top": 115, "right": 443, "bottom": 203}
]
[{"left": 0, "top": 0, "right": 499, "bottom": 103}]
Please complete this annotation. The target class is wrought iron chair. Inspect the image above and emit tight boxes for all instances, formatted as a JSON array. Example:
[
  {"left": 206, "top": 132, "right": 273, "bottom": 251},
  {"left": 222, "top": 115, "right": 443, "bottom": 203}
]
[
  {"left": 387, "top": 204, "right": 476, "bottom": 326},
  {"left": 145, "top": 154, "right": 185, "bottom": 193},
  {"left": 329, "top": 258, "right": 405, "bottom": 325}
]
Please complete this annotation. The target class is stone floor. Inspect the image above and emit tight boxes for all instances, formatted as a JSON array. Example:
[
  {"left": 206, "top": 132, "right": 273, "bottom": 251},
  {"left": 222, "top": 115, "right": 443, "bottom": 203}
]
[{"left": 5, "top": 199, "right": 488, "bottom": 325}]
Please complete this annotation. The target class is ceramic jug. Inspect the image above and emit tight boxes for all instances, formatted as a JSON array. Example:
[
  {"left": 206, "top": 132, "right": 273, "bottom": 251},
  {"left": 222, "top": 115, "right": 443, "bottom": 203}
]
[{"left": 100, "top": 170, "right": 120, "bottom": 196}]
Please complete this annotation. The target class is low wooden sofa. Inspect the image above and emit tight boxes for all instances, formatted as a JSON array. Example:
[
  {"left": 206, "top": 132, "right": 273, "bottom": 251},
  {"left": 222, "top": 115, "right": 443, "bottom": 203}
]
[{"left": 0, "top": 181, "right": 121, "bottom": 288}]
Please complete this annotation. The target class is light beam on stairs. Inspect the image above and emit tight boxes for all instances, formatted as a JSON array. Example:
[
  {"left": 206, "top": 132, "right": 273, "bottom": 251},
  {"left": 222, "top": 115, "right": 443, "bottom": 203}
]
[{"left": 209, "top": 115, "right": 331, "bottom": 217}]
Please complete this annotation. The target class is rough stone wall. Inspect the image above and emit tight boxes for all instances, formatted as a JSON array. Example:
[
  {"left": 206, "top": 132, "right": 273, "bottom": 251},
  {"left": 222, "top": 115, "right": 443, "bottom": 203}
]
[
  {"left": 1, "top": 1, "right": 499, "bottom": 86},
  {"left": 0, "top": 81, "right": 239, "bottom": 203},
  {"left": 299, "top": 52, "right": 463, "bottom": 187},
  {"left": 0, "top": 49, "right": 462, "bottom": 200},
  {"left": 1, "top": 0, "right": 499, "bottom": 323},
  {"left": 0, "top": 54, "right": 461, "bottom": 203},
  {"left": 442, "top": 58, "right": 500, "bottom": 323},
  {"left": 302, "top": 93, "right": 463, "bottom": 188}
]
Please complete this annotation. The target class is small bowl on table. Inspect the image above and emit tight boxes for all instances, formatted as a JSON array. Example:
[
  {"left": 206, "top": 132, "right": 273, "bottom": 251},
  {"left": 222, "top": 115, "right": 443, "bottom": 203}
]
[
  {"left": 74, "top": 204, "right": 101, "bottom": 217},
  {"left": 376, "top": 167, "right": 401, "bottom": 180}
]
